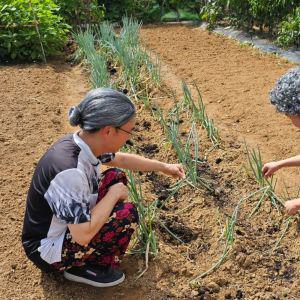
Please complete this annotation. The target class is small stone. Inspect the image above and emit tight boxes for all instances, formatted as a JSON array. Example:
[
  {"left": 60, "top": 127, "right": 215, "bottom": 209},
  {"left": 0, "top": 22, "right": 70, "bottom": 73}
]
[
  {"left": 191, "top": 290, "right": 199, "bottom": 297},
  {"left": 243, "top": 256, "right": 253, "bottom": 268},
  {"left": 51, "top": 117, "right": 61, "bottom": 125},
  {"left": 207, "top": 281, "right": 220, "bottom": 293},
  {"left": 282, "top": 288, "right": 290, "bottom": 297},
  {"left": 236, "top": 253, "right": 246, "bottom": 266},
  {"left": 216, "top": 277, "right": 228, "bottom": 286}
]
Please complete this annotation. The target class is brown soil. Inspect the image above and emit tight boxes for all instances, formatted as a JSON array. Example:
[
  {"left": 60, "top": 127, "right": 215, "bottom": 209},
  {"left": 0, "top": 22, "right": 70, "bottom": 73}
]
[
  {"left": 141, "top": 24, "right": 300, "bottom": 194},
  {"left": 1, "top": 24, "right": 300, "bottom": 300}
]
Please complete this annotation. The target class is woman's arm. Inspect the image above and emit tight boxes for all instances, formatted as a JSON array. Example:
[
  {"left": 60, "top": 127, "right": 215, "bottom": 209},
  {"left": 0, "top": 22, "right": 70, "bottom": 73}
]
[
  {"left": 262, "top": 155, "right": 300, "bottom": 178},
  {"left": 104, "top": 152, "right": 185, "bottom": 178},
  {"left": 68, "top": 183, "right": 128, "bottom": 246}
]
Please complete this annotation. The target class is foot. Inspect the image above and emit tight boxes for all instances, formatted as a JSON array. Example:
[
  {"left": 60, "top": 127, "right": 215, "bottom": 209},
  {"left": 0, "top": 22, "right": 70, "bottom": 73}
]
[{"left": 64, "top": 265, "right": 125, "bottom": 287}]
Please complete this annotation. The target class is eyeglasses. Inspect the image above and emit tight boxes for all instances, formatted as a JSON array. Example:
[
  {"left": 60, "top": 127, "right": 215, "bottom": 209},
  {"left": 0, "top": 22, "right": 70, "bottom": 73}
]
[{"left": 116, "top": 126, "right": 134, "bottom": 136}]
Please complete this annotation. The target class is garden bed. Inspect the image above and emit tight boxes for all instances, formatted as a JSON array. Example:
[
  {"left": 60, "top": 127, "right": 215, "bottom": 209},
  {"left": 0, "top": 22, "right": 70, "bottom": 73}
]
[{"left": 1, "top": 23, "right": 300, "bottom": 299}]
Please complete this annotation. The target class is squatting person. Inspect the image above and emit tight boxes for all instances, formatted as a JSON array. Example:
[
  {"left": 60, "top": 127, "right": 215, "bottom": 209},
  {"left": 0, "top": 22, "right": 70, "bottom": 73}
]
[
  {"left": 22, "top": 88, "right": 185, "bottom": 287},
  {"left": 262, "top": 67, "right": 300, "bottom": 216}
]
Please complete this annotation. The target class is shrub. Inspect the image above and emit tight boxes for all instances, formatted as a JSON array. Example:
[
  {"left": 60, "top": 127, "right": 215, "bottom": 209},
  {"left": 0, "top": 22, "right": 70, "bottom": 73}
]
[
  {"left": 248, "top": 0, "right": 298, "bottom": 33},
  {"left": 101, "top": 0, "right": 201, "bottom": 23},
  {"left": 200, "top": 1, "right": 224, "bottom": 29},
  {"left": 55, "top": 0, "right": 105, "bottom": 26},
  {"left": 277, "top": 7, "right": 300, "bottom": 48},
  {"left": 0, "top": 0, "right": 69, "bottom": 61},
  {"left": 101, "top": 0, "right": 161, "bottom": 23},
  {"left": 225, "top": 0, "right": 252, "bottom": 29}
]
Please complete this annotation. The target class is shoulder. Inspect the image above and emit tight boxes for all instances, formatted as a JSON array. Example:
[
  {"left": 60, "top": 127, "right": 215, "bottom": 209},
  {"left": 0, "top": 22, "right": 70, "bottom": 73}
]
[{"left": 40, "top": 134, "right": 81, "bottom": 173}]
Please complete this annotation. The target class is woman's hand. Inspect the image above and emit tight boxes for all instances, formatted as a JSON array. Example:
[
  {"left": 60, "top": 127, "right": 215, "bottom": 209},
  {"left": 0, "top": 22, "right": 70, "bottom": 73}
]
[
  {"left": 108, "top": 182, "right": 129, "bottom": 203},
  {"left": 262, "top": 161, "right": 281, "bottom": 178},
  {"left": 285, "top": 199, "right": 300, "bottom": 216},
  {"left": 162, "top": 163, "right": 185, "bottom": 179}
]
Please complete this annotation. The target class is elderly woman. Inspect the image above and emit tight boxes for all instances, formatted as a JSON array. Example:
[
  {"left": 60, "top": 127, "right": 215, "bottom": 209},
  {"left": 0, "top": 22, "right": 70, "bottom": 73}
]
[
  {"left": 262, "top": 67, "right": 300, "bottom": 215},
  {"left": 22, "top": 88, "right": 185, "bottom": 287}
]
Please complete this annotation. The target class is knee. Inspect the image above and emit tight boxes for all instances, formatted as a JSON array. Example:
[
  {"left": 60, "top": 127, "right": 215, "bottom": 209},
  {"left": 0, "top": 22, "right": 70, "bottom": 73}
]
[
  {"left": 102, "top": 168, "right": 126, "bottom": 178},
  {"left": 101, "top": 168, "right": 128, "bottom": 187}
]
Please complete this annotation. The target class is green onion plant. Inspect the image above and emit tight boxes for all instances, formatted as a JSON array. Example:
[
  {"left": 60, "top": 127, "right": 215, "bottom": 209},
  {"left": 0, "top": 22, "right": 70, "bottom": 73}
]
[
  {"left": 73, "top": 28, "right": 110, "bottom": 88},
  {"left": 157, "top": 106, "right": 213, "bottom": 191},
  {"left": 127, "top": 171, "right": 158, "bottom": 257},
  {"left": 182, "top": 82, "right": 220, "bottom": 146},
  {"left": 245, "top": 144, "right": 284, "bottom": 216}
]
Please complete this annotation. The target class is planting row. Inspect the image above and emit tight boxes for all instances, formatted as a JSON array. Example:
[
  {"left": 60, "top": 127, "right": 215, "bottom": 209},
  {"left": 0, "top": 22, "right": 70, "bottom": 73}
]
[{"left": 73, "top": 17, "right": 294, "bottom": 283}]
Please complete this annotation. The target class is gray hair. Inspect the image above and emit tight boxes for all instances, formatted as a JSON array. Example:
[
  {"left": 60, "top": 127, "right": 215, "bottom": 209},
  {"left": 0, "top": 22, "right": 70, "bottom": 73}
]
[
  {"left": 69, "top": 88, "right": 136, "bottom": 131},
  {"left": 269, "top": 67, "right": 300, "bottom": 115}
]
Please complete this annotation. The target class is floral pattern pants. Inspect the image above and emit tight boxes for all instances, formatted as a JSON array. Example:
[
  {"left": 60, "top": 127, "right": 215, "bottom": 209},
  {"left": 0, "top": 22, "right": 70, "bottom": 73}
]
[{"left": 51, "top": 168, "right": 139, "bottom": 272}]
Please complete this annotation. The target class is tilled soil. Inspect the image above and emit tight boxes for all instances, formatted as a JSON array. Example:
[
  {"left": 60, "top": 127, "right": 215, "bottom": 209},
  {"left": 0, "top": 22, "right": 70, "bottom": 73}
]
[
  {"left": 0, "top": 62, "right": 161, "bottom": 299},
  {"left": 140, "top": 24, "right": 300, "bottom": 194},
  {"left": 1, "top": 24, "right": 300, "bottom": 300}
]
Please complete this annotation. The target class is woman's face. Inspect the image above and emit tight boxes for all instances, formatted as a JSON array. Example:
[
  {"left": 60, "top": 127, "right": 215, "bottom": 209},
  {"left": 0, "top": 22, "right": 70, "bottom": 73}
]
[
  {"left": 109, "top": 116, "right": 136, "bottom": 152},
  {"left": 287, "top": 114, "right": 300, "bottom": 128}
]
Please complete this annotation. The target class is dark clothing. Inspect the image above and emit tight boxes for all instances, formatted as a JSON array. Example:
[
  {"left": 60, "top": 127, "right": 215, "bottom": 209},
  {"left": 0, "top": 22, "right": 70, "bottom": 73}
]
[{"left": 22, "top": 133, "right": 115, "bottom": 265}]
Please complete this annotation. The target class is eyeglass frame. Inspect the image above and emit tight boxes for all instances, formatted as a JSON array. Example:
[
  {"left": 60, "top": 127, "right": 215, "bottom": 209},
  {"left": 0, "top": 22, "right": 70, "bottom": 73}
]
[{"left": 116, "top": 126, "right": 134, "bottom": 136}]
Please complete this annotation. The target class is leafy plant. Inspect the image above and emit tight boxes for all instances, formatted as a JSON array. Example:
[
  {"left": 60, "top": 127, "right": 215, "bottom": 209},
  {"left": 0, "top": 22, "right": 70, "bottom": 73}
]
[
  {"left": 249, "top": 0, "right": 298, "bottom": 33},
  {"left": 0, "top": 0, "right": 69, "bottom": 61},
  {"left": 277, "top": 7, "right": 300, "bottom": 48},
  {"left": 100, "top": 0, "right": 161, "bottom": 22},
  {"left": 197, "top": 0, "right": 299, "bottom": 43},
  {"left": 55, "top": 0, "right": 105, "bottom": 26},
  {"left": 200, "top": 0, "right": 224, "bottom": 29}
]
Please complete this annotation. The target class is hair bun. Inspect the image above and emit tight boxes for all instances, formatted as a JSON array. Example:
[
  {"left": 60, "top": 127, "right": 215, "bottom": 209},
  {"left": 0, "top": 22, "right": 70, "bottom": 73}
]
[{"left": 69, "top": 106, "right": 82, "bottom": 127}]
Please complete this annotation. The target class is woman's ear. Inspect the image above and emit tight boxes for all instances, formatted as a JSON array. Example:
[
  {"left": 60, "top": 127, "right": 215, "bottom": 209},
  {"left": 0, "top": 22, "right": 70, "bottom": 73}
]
[{"left": 100, "top": 126, "right": 114, "bottom": 137}]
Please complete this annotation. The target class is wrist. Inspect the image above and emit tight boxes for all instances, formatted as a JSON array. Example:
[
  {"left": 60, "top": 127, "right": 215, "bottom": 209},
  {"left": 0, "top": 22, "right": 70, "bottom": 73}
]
[
  {"left": 106, "top": 189, "right": 121, "bottom": 204},
  {"left": 275, "top": 161, "right": 284, "bottom": 169},
  {"left": 159, "top": 162, "right": 168, "bottom": 173},
  {"left": 295, "top": 200, "right": 300, "bottom": 209}
]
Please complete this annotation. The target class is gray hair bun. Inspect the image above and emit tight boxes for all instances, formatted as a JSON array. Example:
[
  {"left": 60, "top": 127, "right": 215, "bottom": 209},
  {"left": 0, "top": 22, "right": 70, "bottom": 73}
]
[
  {"left": 69, "top": 106, "right": 82, "bottom": 126},
  {"left": 269, "top": 67, "right": 300, "bottom": 115},
  {"left": 68, "top": 88, "right": 136, "bottom": 132}
]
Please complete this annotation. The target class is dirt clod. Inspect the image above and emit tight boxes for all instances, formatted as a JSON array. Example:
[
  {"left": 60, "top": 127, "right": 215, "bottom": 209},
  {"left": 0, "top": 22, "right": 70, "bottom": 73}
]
[{"left": 207, "top": 281, "right": 220, "bottom": 293}]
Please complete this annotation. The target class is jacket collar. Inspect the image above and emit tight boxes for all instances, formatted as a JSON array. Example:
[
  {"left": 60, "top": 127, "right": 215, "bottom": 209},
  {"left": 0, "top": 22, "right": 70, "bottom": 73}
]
[{"left": 73, "top": 132, "right": 100, "bottom": 166}]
